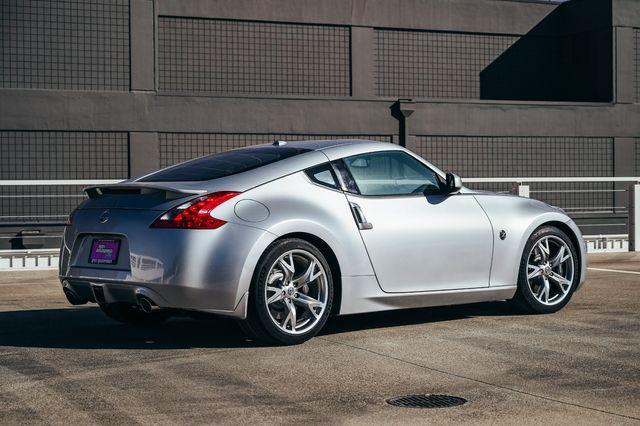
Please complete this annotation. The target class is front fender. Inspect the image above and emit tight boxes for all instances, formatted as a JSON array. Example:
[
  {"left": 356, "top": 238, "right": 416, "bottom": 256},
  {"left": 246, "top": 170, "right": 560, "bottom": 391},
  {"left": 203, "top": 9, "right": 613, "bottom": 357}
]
[{"left": 474, "top": 194, "right": 585, "bottom": 288}]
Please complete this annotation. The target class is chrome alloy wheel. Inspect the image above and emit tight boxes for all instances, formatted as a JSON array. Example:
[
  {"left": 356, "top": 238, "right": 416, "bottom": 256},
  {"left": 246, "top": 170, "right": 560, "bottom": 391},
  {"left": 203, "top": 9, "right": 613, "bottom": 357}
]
[
  {"left": 264, "top": 249, "right": 329, "bottom": 335},
  {"left": 526, "top": 235, "right": 574, "bottom": 306}
]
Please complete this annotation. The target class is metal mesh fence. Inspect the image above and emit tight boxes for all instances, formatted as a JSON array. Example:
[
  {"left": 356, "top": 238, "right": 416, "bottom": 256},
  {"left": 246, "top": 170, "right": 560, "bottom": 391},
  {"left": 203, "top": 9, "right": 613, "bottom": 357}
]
[
  {"left": 0, "top": 131, "right": 128, "bottom": 179},
  {"left": 159, "top": 134, "right": 393, "bottom": 167},
  {"left": 0, "top": 0, "right": 130, "bottom": 90},
  {"left": 635, "top": 29, "right": 640, "bottom": 103},
  {"left": 158, "top": 17, "right": 351, "bottom": 96},
  {"left": 375, "top": 29, "right": 518, "bottom": 99},
  {"left": 0, "top": 131, "right": 128, "bottom": 224},
  {"left": 0, "top": 184, "right": 88, "bottom": 225},
  {"left": 416, "top": 136, "right": 615, "bottom": 214}
]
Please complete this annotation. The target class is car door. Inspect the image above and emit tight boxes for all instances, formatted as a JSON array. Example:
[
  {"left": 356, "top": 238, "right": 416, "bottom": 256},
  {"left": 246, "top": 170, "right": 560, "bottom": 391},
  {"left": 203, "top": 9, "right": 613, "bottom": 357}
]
[{"left": 334, "top": 150, "right": 493, "bottom": 293}]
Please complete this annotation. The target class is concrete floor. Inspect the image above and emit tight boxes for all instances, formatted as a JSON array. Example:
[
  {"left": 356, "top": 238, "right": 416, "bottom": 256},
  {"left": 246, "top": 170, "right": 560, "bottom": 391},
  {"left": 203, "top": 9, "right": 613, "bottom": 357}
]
[{"left": 0, "top": 254, "right": 638, "bottom": 425}]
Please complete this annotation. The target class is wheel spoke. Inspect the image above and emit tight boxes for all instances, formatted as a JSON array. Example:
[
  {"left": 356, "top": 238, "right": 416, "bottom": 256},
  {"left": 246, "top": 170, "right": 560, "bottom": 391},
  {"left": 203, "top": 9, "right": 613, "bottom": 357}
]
[
  {"left": 549, "top": 272, "right": 571, "bottom": 293},
  {"left": 266, "top": 286, "right": 285, "bottom": 304},
  {"left": 282, "top": 299, "right": 297, "bottom": 331},
  {"left": 267, "top": 271, "right": 284, "bottom": 285},
  {"left": 279, "top": 253, "right": 296, "bottom": 281},
  {"left": 537, "top": 239, "right": 550, "bottom": 262},
  {"left": 293, "top": 293, "right": 324, "bottom": 318},
  {"left": 527, "top": 264, "right": 542, "bottom": 280},
  {"left": 293, "top": 260, "right": 322, "bottom": 289},
  {"left": 550, "top": 246, "right": 570, "bottom": 268},
  {"left": 538, "top": 277, "right": 550, "bottom": 303}
]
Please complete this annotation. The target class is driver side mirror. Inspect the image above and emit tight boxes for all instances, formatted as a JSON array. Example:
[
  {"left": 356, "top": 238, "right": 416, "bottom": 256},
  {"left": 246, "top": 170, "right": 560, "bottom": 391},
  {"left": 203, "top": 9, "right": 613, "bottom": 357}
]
[{"left": 445, "top": 172, "right": 463, "bottom": 194}]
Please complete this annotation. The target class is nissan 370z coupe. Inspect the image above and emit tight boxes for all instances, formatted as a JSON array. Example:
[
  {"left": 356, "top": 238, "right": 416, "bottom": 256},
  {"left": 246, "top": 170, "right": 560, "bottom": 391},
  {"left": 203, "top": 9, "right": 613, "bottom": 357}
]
[{"left": 59, "top": 139, "right": 586, "bottom": 344}]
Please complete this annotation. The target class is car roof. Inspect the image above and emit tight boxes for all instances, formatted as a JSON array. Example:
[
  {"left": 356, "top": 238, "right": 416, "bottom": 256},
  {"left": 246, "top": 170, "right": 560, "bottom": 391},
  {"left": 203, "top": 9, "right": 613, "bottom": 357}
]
[
  {"left": 257, "top": 138, "right": 405, "bottom": 158},
  {"left": 258, "top": 138, "right": 393, "bottom": 151},
  {"left": 130, "top": 138, "right": 440, "bottom": 193}
]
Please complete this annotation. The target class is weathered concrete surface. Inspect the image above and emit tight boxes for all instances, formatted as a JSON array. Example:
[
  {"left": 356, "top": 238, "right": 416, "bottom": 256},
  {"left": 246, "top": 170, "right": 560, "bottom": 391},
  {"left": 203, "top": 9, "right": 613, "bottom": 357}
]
[{"left": 0, "top": 253, "right": 638, "bottom": 424}]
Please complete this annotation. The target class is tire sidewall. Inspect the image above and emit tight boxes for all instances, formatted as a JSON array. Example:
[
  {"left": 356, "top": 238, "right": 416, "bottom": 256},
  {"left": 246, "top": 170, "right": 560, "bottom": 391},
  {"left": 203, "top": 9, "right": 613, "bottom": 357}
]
[
  {"left": 249, "top": 239, "right": 333, "bottom": 345},
  {"left": 517, "top": 226, "right": 579, "bottom": 313}
]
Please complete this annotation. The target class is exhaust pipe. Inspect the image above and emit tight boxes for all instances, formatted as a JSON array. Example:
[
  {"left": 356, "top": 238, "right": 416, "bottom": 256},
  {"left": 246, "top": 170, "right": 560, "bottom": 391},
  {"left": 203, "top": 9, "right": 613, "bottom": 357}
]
[
  {"left": 136, "top": 295, "right": 160, "bottom": 314},
  {"left": 62, "top": 282, "right": 87, "bottom": 305}
]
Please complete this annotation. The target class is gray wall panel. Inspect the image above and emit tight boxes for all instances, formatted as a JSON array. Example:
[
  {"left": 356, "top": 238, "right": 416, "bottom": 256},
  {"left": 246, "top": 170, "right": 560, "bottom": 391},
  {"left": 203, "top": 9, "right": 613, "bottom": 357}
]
[
  {"left": 130, "top": 132, "right": 159, "bottom": 176},
  {"left": 417, "top": 135, "right": 615, "bottom": 214},
  {"left": 159, "top": 133, "right": 392, "bottom": 167},
  {"left": 481, "top": 0, "right": 613, "bottom": 102},
  {"left": 637, "top": 138, "right": 640, "bottom": 176},
  {"left": 417, "top": 135, "right": 613, "bottom": 179},
  {"left": 130, "top": 0, "right": 155, "bottom": 91},
  {"left": 615, "top": 27, "right": 634, "bottom": 104},
  {"left": 0, "top": 131, "right": 128, "bottom": 226},
  {"left": 1, "top": 90, "right": 640, "bottom": 137},
  {"left": 613, "top": 0, "right": 640, "bottom": 28},
  {"left": 375, "top": 29, "right": 518, "bottom": 99},
  {"left": 0, "top": 131, "right": 128, "bottom": 180},
  {"left": 157, "top": 17, "right": 350, "bottom": 96},
  {"left": 0, "top": 0, "right": 130, "bottom": 91},
  {"left": 157, "top": 0, "right": 557, "bottom": 35}
]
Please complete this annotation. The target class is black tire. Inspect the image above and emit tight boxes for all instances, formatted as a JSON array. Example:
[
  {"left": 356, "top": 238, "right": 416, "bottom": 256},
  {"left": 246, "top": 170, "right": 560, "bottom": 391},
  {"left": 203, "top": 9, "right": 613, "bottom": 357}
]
[
  {"left": 239, "top": 238, "right": 334, "bottom": 345},
  {"left": 99, "top": 303, "right": 169, "bottom": 326},
  {"left": 509, "top": 226, "right": 579, "bottom": 314}
]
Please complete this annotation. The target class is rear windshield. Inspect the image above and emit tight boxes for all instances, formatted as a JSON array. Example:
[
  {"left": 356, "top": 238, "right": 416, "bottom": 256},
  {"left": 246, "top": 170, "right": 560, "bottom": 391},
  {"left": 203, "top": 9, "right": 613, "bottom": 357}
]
[{"left": 139, "top": 146, "right": 311, "bottom": 182}]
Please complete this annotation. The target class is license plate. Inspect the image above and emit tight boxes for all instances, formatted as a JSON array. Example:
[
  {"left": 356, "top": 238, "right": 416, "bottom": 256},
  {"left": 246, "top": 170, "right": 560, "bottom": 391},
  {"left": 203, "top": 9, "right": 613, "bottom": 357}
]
[{"left": 89, "top": 239, "right": 121, "bottom": 265}]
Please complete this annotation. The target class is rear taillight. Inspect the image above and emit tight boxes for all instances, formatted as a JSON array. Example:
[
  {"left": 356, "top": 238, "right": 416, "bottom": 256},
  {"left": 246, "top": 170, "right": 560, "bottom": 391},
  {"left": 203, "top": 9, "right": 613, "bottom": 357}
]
[
  {"left": 66, "top": 207, "right": 79, "bottom": 226},
  {"left": 151, "top": 191, "right": 240, "bottom": 229}
]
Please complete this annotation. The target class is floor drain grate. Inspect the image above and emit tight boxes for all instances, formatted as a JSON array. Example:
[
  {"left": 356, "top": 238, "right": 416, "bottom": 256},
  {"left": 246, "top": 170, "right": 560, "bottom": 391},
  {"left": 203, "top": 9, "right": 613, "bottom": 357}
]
[{"left": 386, "top": 394, "right": 467, "bottom": 409}]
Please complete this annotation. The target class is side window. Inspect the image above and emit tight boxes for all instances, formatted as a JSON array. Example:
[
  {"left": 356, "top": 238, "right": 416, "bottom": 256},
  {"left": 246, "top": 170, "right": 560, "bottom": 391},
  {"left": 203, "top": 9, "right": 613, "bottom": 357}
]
[
  {"left": 331, "top": 160, "right": 360, "bottom": 193},
  {"left": 342, "top": 151, "right": 442, "bottom": 196},
  {"left": 305, "top": 163, "right": 339, "bottom": 189}
]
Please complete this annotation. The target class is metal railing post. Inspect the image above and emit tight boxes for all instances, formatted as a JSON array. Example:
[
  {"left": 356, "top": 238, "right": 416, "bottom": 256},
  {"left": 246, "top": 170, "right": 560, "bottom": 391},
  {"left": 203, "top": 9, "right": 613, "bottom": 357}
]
[{"left": 629, "top": 184, "right": 639, "bottom": 252}]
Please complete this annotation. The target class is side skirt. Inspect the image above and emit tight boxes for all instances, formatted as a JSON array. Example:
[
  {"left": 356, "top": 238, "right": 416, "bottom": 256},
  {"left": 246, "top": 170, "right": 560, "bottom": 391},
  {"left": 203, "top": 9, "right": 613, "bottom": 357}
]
[{"left": 339, "top": 275, "right": 517, "bottom": 315}]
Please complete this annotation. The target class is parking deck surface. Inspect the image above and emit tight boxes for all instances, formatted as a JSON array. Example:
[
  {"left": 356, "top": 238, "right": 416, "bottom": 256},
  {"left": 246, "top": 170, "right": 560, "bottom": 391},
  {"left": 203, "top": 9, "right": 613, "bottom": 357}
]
[{"left": 0, "top": 253, "right": 638, "bottom": 424}]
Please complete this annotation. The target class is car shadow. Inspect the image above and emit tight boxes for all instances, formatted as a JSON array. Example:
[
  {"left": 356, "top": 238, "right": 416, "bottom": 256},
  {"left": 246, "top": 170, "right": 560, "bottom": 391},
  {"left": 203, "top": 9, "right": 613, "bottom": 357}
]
[
  {"left": 322, "top": 301, "right": 517, "bottom": 335},
  {"left": 0, "top": 301, "right": 518, "bottom": 350}
]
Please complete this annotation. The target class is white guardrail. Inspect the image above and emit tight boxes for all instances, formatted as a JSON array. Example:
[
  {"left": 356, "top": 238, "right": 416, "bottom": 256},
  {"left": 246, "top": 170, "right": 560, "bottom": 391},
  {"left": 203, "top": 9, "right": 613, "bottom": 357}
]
[{"left": 0, "top": 177, "right": 639, "bottom": 271}]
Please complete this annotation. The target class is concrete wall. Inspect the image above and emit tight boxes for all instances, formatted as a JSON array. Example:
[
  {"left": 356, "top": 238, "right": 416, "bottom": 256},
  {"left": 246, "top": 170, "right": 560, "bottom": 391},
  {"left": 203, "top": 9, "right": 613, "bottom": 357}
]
[{"left": 0, "top": 0, "right": 639, "bottom": 249}]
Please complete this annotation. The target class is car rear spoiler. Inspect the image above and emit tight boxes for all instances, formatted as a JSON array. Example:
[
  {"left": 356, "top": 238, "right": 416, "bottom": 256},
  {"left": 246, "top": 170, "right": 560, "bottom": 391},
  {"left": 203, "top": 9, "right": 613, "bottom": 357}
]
[{"left": 84, "top": 183, "right": 206, "bottom": 200}]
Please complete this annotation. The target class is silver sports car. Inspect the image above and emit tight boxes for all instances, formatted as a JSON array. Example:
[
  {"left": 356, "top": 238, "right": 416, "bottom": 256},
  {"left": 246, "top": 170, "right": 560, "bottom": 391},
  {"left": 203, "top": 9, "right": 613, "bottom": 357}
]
[{"left": 59, "top": 139, "right": 586, "bottom": 344}]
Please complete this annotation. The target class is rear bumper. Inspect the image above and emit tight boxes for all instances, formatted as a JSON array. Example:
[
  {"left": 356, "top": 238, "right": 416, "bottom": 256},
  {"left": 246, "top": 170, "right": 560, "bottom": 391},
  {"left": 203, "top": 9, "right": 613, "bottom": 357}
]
[
  {"left": 60, "top": 276, "right": 249, "bottom": 318},
  {"left": 59, "top": 209, "right": 275, "bottom": 317}
]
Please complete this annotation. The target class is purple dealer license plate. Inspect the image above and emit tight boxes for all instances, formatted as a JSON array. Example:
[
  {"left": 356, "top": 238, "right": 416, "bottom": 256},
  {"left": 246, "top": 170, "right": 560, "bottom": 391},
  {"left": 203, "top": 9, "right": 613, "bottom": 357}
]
[{"left": 89, "top": 239, "right": 121, "bottom": 265}]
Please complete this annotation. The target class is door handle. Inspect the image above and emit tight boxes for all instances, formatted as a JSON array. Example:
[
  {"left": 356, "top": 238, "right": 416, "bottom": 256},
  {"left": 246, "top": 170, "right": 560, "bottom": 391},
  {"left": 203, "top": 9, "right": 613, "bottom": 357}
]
[{"left": 349, "top": 202, "right": 373, "bottom": 230}]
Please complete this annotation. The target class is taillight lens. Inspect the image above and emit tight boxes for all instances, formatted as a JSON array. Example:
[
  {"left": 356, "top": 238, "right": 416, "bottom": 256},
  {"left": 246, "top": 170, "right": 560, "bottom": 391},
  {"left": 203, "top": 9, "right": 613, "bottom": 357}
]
[
  {"left": 66, "top": 207, "right": 79, "bottom": 226},
  {"left": 151, "top": 191, "right": 240, "bottom": 229}
]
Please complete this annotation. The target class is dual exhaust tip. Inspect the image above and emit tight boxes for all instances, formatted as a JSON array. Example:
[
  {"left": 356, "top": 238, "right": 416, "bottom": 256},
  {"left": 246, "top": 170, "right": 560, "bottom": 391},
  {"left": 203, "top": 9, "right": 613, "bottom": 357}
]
[
  {"left": 63, "top": 286, "right": 87, "bottom": 305},
  {"left": 136, "top": 295, "right": 160, "bottom": 314},
  {"left": 62, "top": 280, "right": 160, "bottom": 314}
]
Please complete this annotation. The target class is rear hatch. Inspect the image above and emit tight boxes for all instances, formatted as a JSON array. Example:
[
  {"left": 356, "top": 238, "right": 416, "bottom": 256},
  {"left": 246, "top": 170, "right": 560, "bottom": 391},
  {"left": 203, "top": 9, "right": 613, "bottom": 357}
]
[{"left": 63, "top": 183, "right": 206, "bottom": 277}]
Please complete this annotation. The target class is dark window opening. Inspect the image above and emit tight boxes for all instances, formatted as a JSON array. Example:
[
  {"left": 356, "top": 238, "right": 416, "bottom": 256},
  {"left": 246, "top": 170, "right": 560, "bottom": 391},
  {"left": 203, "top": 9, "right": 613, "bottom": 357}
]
[
  {"left": 140, "top": 147, "right": 311, "bottom": 182},
  {"left": 305, "top": 163, "right": 339, "bottom": 189}
]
